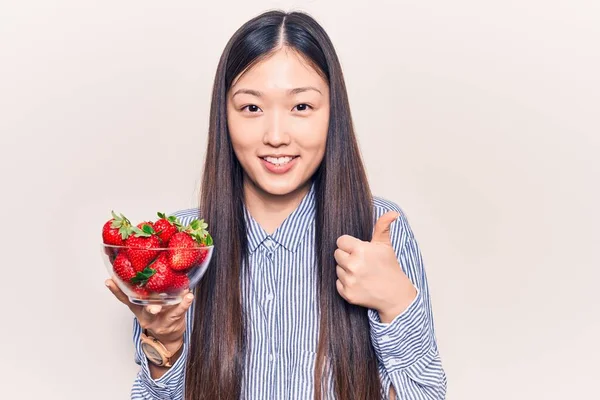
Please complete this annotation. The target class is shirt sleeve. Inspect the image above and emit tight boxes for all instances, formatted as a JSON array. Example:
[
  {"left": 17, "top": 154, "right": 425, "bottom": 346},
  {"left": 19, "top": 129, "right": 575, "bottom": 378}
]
[
  {"left": 130, "top": 300, "right": 194, "bottom": 400},
  {"left": 369, "top": 211, "right": 447, "bottom": 399}
]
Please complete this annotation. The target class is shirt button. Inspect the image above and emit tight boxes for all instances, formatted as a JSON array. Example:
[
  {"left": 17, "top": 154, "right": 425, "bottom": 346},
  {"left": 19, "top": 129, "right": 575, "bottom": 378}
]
[
  {"left": 269, "top": 354, "right": 274, "bottom": 362},
  {"left": 381, "top": 335, "right": 391, "bottom": 343},
  {"left": 266, "top": 293, "right": 274, "bottom": 301}
]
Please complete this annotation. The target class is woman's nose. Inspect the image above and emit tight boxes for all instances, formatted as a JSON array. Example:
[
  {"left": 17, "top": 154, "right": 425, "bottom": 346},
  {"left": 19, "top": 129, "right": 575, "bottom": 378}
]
[{"left": 262, "top": 111, "right": 291, "bottom": 146}]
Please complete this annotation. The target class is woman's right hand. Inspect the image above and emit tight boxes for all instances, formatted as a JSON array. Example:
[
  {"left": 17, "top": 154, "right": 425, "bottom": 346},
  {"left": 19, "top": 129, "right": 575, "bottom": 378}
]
[{"left": 105, "top": 278, "right": 194, "bottom": 352}]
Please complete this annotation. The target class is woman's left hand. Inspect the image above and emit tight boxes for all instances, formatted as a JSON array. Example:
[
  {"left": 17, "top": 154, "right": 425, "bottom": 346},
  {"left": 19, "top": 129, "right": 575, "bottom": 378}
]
[{"left": 334, "top": 211, "right": 417, "bottom": 323}]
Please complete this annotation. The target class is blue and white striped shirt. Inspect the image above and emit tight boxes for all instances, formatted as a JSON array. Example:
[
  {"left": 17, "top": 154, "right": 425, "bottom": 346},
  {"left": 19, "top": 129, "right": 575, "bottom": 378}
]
[{"left": 131, "top": 183, "right": 446, "bottom": 399}]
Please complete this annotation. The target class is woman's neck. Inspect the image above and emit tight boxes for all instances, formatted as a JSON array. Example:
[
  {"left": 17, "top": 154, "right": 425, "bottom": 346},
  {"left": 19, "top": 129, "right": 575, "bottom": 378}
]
[{"left": 243, "top": 179, "right": 311, "bottom": 235}]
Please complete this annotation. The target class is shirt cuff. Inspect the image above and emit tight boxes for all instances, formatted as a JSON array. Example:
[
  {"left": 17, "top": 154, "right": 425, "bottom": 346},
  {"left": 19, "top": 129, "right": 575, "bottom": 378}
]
[
  {"left": 133, "top": 317, "right": 188, "bottom": 398},
  {"left": 368, "top": 288, "right": 433, "bottom": 372}
]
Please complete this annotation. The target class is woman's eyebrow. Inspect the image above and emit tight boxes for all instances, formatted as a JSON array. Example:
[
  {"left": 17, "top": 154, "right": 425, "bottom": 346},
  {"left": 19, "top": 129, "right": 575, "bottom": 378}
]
[{"left": 232, "top": 86, "right": 322, "bottom": 98}]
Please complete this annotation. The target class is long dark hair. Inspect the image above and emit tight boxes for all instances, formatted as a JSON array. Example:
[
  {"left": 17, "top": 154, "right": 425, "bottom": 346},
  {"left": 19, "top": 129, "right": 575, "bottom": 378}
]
[{"left": 186, "top": 10, "right": 379, "bottom": 399}]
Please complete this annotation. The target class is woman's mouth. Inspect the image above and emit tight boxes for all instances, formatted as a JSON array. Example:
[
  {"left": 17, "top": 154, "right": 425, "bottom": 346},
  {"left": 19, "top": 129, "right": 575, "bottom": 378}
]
[
  {"left": 259, "top": 155, "right": 299, "bottom": 174},
  {"left": 262, "top": 156, "right": 297, "bottom": 165}
]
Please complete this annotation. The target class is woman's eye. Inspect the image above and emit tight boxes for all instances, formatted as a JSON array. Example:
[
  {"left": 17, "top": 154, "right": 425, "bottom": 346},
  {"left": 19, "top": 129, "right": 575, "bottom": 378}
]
[
  {"left": 240, "top": 104, "right": 312, "bottom": 113},
  {"left": 242, "top": 105, "right": 262, "bottom": 113},
  {"left": 294, "top": 103, "right": 312, "bottom": 112}
]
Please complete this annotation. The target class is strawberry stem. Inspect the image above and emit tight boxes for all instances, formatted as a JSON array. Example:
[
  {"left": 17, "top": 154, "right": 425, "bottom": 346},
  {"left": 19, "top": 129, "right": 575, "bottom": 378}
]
[
  {"left": 184, "top": 218, "right": 212, "bottom": 245},
  {"left": 110, "top": 210, "right": 133, "bottom": 240}
]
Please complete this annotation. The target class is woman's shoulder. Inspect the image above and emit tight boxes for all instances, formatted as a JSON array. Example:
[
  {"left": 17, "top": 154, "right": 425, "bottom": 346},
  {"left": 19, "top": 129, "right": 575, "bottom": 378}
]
[{"left": 168, "top": 208, "right": 202, "bottom": 225}]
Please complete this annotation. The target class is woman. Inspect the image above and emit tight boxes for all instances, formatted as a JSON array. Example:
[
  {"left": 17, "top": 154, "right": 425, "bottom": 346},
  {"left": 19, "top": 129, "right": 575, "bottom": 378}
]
[{"left": 106, "top": 9, "right": 446, "bottom": 400}]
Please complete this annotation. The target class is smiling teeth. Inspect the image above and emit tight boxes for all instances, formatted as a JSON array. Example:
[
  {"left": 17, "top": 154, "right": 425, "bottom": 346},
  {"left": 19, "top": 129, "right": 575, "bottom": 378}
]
[{"left": 264, "top": 156, "right": 294, "bottom": 165}]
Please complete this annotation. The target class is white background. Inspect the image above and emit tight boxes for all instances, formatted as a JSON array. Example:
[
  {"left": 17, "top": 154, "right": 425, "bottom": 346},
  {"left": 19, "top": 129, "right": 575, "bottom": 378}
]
[{"left": 1, "top": 0, "right": 599, "bottom": 399}]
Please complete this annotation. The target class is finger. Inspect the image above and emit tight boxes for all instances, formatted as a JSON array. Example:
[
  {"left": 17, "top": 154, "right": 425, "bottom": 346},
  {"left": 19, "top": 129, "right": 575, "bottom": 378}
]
[
  {"left": 144, "top": 305, "right": 163, "bottom": 316},
  {"left": 333, "top": 248, "right": 351, "bottom": 266},
  {"left": 105, "top": 279, "right": 130, "bottom": 305},
  {"left": 155, "top": 289, "right": 190, "bottom": 317},
  {"left": 336, "top": 234, "right": 363, "bottom": 254},
  {"left": 142, "top": 289, "right": 189, "bottom": 317},
  {"left": 336, "top": 279, "right": 347, "bottom": 300},
  {"left": 169, "top": 292, "right": 195, "bottom": 320},
  {"left": 372, "top": 211, "right": 400, "bottom": 244},
  {"left": 336, "top": 265, "right": 350, "bottom": 281}
]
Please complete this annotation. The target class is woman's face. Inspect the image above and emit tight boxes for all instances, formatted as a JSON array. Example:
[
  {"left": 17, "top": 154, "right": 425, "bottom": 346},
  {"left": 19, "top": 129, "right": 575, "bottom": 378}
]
[{"left": 227, "top": 48, "right": 330, "bottom": 197}]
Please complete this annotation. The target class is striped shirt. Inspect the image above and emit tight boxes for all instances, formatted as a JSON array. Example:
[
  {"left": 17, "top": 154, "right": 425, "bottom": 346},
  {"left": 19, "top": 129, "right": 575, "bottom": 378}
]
[{"left": 131, "top": 183, "right": 447, "bottom": 399}]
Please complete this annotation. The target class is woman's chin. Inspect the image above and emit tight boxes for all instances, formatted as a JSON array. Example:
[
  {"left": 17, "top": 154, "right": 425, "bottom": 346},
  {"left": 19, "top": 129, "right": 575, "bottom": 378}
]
[
  {"left": 258, "top": 181, "right": 299, "bottom": 196},
  {"left": 251, "top": 175, "right": 306, "bottom": 197}
]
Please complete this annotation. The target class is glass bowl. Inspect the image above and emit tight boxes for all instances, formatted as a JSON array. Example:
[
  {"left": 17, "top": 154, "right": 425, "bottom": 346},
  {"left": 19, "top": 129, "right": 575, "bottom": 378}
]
[{"left": 101, "top": 243, "right": 214, "bottom": 305}]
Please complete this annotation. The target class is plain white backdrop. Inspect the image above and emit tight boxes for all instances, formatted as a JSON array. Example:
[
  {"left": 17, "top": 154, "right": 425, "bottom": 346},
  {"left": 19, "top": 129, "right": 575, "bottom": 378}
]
[{"left": 1, "top": 0, "right": 599, "bottom": 399}]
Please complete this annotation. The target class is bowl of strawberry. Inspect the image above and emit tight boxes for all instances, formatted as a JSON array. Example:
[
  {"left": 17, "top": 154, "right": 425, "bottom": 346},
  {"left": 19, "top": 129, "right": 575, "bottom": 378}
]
[{"left": 101, "top": 211, "right": 214, "bottom": 305}]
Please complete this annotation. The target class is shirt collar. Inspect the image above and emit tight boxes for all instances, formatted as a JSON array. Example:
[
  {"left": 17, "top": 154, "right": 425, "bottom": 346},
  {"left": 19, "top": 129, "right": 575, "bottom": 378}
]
[{"left": 243, "top": 181, "right": 316, "bottom": 254}]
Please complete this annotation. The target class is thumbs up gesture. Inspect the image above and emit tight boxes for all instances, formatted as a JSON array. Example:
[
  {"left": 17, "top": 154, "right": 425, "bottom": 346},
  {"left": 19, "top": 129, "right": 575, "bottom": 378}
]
[{"left": 335, "top": 211, "right": 418, "bottom": 323}]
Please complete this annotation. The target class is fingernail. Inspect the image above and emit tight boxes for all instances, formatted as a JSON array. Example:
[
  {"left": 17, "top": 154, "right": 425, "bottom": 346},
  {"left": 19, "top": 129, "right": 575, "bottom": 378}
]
[
  {"left": 105, "top": 280, "right": 110, "bottom": 287},
  {"left": 186, "top": 294, "right": 194, "bottom": 301},
  {"left": 147, "top": 306, "right": 157, "bottom": 314}
]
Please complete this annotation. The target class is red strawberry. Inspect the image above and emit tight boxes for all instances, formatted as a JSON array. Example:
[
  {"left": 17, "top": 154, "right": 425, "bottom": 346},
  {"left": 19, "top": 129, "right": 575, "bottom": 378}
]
[
  {"left": 154, "top": 212, "right": 181, "bottom": 244},
  {"left": 166, "top": 232, "right": 202, "bottom": 271},
  {"left": 197, "top": 245, "right": 209, "bottom": 264},
  {"left": 125, "top": 223, "right": 162, "bottom": 271},
  {"left": 137, "top": 221, "right": 155, "bottom": 232},
  {"left": 167, "top": 218, "right": 214, "bottom": 271},
  {"left": 102, "top": 211, "right": 133, "bottom": 245},
  {"left": 131, "top": 253, "right": 182, "bottom": 293},
  {"left": 112, "top": 252, "right": 136, "bottom": 282},
  {"left": 132, "top": 286, "right": 150, "bottom": 299},
  {"left": 167, "top": 271, "right": 190, "bottom": 294},
  {"left": 145, "top": 257, "right": 175, "bottom": 292}
]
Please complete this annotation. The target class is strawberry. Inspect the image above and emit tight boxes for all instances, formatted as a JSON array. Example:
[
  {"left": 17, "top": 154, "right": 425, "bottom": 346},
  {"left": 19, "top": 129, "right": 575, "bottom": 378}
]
[
  {"left": 125, "top": 223, "right": 162, "bottom": 271},
  {"left": 112, "top": 252, "right": 136, "bottom": 282},
  {"left": 166, "top": 232, "right": 202, "bottom": 271},
  {"left": 167, "top": 218, "right": 214, "bottom": 271},
  {"left": 132, "top": 286, "right": 150, "bottom": 299},
  {"left": 154, "top": 212, "right": 182, "bottom": 244},
  {"left": 188, "top": 219, "right": 213, "bottom": 265},
  {"left": 197, "top": 245, "right": 209, "bottom": 265},
  {"left": 131, "top": 253, "right": 185, "bottom": 293},
  {"left": 102, "top": 211, "right": 133, "bottom": 245},
  {"left": 136, "top": 221, "right": 155, "bottom": 232},
  {"left": 167, "top": 271, "right": 190, "bottom": 294}
]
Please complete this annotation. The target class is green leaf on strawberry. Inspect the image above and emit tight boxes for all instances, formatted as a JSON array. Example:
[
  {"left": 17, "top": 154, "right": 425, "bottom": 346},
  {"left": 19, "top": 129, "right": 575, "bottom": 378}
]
[
  {"left": 184, "top": 218, "right": 211, "bottom": 245},
  {"left": 189, "top": 219, "right": 208, "bottom": 233},
  {"left": 157, "top": 212, "right": 183, "bottom": 227},
  {"left": 155, "top": 212, "right": 184, "bottom": 240},
  {"left": 130, "top": 266, "right": 156, "bottom": 286},
  {"left": 131, "top": 223, "right": 156, "bottom": 237},
  {"left": 109, "top": 211, "right": 134, "bottom": 240}
]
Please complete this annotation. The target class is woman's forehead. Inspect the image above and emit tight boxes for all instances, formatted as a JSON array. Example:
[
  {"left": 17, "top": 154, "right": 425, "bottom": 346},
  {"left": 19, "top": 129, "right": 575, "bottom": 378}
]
[{"left": 230, "top": 48, "right": 328, "bottom": 95}]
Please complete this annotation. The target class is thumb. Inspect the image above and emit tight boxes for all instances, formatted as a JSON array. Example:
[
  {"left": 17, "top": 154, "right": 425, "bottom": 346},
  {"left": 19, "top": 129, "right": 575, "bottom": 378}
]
[{"left": 371, "top": 211, "right": 400, "bottom": 244}]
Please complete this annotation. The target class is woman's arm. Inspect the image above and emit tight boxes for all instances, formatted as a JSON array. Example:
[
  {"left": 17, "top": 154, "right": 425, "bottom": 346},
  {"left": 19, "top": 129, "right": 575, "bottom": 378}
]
[
  {"left": 370, "top": 208, "right": 447, "bottom": 400},
  {"left": 130, "top": 315, "right": 191, "bottom": 400},
  {"left": 130, "top": 307, "right": 192, "bottom": 400}
]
